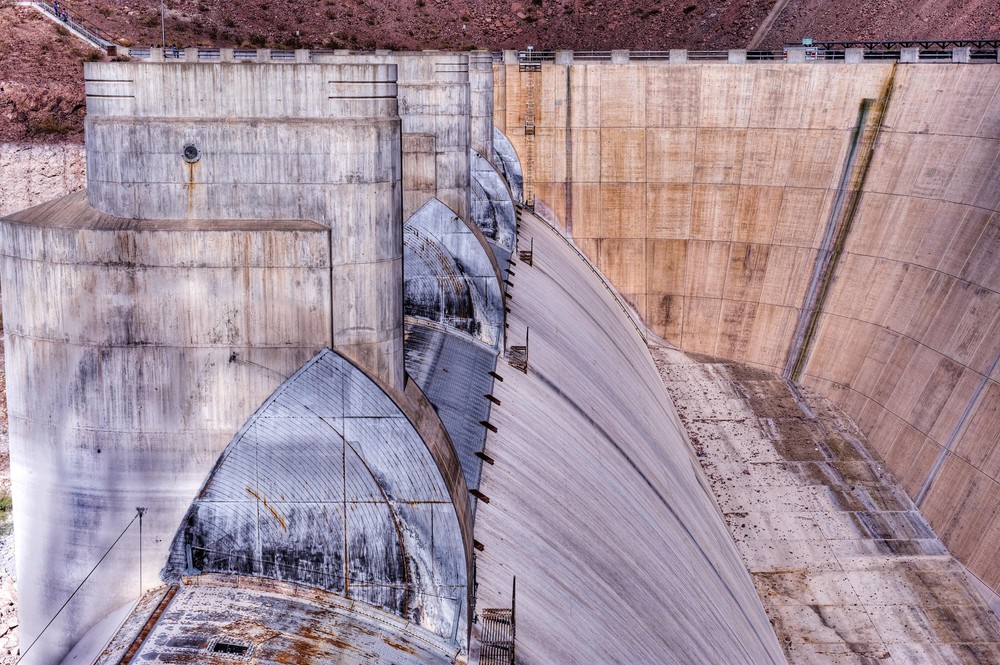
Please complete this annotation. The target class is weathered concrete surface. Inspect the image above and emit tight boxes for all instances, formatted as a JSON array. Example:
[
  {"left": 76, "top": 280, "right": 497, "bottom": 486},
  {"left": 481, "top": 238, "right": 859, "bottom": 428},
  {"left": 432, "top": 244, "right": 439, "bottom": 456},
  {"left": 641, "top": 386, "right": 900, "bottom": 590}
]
[
  {"left": 0, "top": 143, "right": 85, "bottom": 218},
  {"left": 469, "top": 52, "right": 495, "bottom": 164},
  {"left": 0, "top": 193, "right": 332, "bottom": 664},
  {"left": 491, "top": 128, "right": 523, "bottom": 203},
  {"left": 403, "top": 198, "right": 504, "bottom": 348},
  {"left": 655, "top": 347, "right": 1000, "bottom": 664},
  {"left": 472, "top": 208, "right": 784, "bottom": 664},
  {"left": 403, "top": 322, "right": 496, "bottom": 495},
  {"left": 163, "top": 349, "right": 468, "bottom": 645},
  {"left": 75, "top": 577, "right": 458, "bottom": 664},
  {"left": 84, "top": 60, "right": 404, "bottom": 389},
  {"left": 470, "top": 149, "right": 517, "bottom": 265},
  {"left": 312, "top": 52, "right": 471, "bottom": 223},
  {"left": 497, "top": 61, "right": 1000, "bottom": 598},
  {"left": 1, "top": 58, "right": 414, "bottom": 664}
]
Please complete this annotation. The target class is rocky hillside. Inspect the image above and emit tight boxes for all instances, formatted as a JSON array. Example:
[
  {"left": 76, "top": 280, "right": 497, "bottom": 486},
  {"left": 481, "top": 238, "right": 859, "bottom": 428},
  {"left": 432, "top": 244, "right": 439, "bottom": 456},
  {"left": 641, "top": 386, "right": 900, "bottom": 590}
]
[{"left": 1, "top": 0, "right": 998, "bottom": 143}]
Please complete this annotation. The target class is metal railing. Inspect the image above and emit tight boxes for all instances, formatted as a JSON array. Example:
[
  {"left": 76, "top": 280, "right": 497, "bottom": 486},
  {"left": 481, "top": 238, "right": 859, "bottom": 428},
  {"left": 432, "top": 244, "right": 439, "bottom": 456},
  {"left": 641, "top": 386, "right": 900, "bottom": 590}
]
[
  {"left": 104, "top": 41, "right": 1000, "bottom": 65},
  {"left": 16, "top": 1, "right": 113, "bottom": 51}
]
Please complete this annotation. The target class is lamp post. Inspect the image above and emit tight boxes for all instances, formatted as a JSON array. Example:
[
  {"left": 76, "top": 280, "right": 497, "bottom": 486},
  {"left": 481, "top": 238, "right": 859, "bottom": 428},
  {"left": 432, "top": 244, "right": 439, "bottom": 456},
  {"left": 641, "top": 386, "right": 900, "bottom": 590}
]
[{"left": 160, "top": 0, "right": 165, "bottom": 49}]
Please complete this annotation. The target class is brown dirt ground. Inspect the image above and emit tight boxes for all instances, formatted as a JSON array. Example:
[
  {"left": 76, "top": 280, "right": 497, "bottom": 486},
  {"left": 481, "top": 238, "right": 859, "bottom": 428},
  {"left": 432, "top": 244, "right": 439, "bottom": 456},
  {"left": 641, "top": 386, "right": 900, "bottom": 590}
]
[{"left": 2, "top": 0, "right": 999, "bottom": 142}]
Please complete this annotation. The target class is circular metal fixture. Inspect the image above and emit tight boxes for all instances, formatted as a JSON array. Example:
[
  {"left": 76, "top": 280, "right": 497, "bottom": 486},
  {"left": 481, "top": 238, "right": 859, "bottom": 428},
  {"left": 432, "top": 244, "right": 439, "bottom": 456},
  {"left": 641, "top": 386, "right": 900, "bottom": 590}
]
[{"left": 182, "top": 144, "right": 201, "bottom": 163}]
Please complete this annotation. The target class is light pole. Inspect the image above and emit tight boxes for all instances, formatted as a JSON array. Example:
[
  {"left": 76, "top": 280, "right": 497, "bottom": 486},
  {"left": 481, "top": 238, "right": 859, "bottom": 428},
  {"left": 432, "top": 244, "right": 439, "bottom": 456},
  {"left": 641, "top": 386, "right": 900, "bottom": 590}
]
[{"left": 160, "top": 0, "right": 165, "bottom": 49}]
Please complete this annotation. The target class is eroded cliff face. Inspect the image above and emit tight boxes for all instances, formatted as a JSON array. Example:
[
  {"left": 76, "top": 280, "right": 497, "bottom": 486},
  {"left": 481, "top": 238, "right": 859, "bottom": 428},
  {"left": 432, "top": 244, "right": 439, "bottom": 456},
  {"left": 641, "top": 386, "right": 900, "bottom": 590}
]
[{"left": 0, "top": 143, "right": 85, "bottom": 218}]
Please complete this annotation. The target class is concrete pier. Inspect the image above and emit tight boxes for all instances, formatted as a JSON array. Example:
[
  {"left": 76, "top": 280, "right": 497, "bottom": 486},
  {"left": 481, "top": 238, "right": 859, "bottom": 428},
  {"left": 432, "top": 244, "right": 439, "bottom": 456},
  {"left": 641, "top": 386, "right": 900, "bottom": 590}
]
[{"left": 2, "top": 60, "right": 406, "bottom": 663}]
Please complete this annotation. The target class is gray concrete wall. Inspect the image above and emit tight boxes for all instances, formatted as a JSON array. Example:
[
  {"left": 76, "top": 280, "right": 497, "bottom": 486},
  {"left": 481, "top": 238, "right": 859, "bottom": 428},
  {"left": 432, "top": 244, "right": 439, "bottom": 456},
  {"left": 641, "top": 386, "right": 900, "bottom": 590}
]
[
  {"left": 84, "top": 60, "right": 404, "bottom": 390},
  {"left": 469, "top": 52, "right": 495, "bottom": 164},
  {"left": 2, "top": 59, "right": 410, "bottom": 664},
  {"left": 313, "top": 52, "right": 472, "bottom": 223},
  {"left": 1, "top": 196, "right": 331, "bottom": 664}
]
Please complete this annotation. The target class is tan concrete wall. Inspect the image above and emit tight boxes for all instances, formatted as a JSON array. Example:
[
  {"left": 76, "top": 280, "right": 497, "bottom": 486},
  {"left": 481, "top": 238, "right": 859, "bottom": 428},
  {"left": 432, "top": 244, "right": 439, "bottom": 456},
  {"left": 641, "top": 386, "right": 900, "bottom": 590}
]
[
  {"left": 498, "top": 60, "right": 1000, "bottom": 595},
  {"left": 803, "top": 65, "right": 1000, "bottom": 592}
]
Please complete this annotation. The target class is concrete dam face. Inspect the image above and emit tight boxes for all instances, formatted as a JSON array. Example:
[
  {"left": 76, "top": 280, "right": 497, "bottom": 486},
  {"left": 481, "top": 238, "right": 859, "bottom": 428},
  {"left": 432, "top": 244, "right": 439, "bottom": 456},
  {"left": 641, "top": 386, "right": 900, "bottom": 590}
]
[
  {"left": 1, "top": 46, "right": 998, "bottom": 663},
  {"left": 497, "top": 52, "right": 1000, "bottom": 604},
  {"left": 0, "top": 50, "right": 786, "bottom": 664}
]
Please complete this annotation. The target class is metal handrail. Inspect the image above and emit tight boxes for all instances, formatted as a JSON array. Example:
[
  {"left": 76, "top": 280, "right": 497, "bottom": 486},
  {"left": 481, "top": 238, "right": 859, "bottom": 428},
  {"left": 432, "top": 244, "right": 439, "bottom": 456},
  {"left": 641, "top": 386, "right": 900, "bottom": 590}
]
[
  {"left": 118, "top": 44, "right": 998, "bottom": 64},
  {"left": 16, "top": 1, "right": 113, "bottom": 50}
]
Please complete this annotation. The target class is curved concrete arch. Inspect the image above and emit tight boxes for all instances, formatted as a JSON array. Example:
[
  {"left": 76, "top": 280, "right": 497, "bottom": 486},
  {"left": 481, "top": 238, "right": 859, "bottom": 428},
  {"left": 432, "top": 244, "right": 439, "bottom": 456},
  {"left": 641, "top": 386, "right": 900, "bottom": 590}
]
[
  {"left": 162, "top": 349, "right": 468, "bottom": 645},
  {"left": 492, "top": 127, "right": 523, "bottom": 203},
  {"left": 403, "top": 198, "right": 504, "bottom": 350},
  {"left": 474, "top": 208, "right": 785, "bottom": 663},
  {"left": 471, "top": 148, "right": 517, "bottom": 262}
]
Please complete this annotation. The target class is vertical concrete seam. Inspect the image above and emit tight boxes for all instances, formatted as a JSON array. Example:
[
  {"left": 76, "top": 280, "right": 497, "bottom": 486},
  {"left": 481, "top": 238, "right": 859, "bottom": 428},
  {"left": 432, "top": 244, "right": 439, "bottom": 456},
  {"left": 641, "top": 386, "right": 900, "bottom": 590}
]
[
  {"left": 564, "top": 63, "right": 573, "bottom": 238},
  {"left": 783, "top": 64, "right": 897, "bottom": 382},
  {"left": 716, "top": 68, "right": 757, "bottom": 358},
  {"left": 916, "top": 344, "right": 1000, "bottom": 506},
  {"left": 327, "top": 227, "right": 336, "bottom": 350}
]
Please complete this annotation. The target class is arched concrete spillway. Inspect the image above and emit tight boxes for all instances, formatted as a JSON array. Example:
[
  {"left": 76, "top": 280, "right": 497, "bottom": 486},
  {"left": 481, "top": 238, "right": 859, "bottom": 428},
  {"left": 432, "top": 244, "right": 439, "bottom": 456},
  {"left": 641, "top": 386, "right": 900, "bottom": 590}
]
[
  {"left": 402, "top": 197, "right": 504, "bottom": 498},
  {"left": 498, "top": 56, "right": 1000, "bottom": 600},
  {"left": 403, "top": 198, "right": 505, "bottom": 349},
  {"left": 471, "top": 149, "right": 518, "bottom": 267},
  {"left": 473, "top": 209, "right": 785, "bottom": 663},
  {"left": 163, "top": 349, "right": 469, "bottom": 645},
  {"left": 492, "top": 127, "right": 524, "bottom": 203}
]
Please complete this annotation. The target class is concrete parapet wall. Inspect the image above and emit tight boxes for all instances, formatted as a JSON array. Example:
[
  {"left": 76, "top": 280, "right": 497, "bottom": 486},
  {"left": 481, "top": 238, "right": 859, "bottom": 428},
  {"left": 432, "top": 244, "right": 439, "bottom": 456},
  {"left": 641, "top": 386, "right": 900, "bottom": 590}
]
[{"left": 498, "top": 61, "right": 1000, "bottom": 596}]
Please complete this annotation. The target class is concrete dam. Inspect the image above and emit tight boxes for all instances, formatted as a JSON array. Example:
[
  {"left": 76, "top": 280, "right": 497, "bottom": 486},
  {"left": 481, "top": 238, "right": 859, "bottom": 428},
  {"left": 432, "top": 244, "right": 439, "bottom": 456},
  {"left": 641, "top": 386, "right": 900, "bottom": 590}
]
[{"left": 0, "top": 45, "right": 999, "bottom": 664}]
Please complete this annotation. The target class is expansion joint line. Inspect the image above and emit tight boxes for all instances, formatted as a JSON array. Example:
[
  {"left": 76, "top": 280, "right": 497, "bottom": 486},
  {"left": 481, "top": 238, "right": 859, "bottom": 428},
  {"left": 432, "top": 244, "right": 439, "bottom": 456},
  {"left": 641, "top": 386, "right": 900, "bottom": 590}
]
[{"left": 783, "top": 64, "right": 897, "bottom": 383}]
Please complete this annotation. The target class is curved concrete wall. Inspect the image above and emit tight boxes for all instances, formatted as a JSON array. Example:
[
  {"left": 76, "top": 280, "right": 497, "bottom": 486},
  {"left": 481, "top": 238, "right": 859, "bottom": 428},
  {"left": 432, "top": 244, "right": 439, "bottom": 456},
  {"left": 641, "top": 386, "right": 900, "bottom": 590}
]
[
  {"left": 474, "top": 209, "right": 784, "bottom": 663},
  {"left": 404, "top": 198, "right": 505, "bottom": 348},
  {"left": 0, "top": 196, "right": 331, "bottom": 664},
  {"left": 498, "top": 60, "right": 1000, "bottom": 595},
  {"left": 163, "top": 349, "right": 469, "bottom": 645},
  {"left": 85, "top": 60, "right": 404, "bottom": 389}
]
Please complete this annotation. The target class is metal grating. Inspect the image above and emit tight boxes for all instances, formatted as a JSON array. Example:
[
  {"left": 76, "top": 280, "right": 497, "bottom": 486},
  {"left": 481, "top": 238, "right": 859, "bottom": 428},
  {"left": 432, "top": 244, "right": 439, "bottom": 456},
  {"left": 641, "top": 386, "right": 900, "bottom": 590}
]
[{"left": 480, "top": 608, "right": 515, "bottom": 665}]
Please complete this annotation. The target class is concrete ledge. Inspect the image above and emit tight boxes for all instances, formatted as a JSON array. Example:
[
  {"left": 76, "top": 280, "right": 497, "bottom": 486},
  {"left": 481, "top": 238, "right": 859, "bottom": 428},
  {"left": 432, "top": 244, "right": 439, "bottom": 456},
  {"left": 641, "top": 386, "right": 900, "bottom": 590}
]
[
  {"left": 669, "top": 49, "right": 688, "bottom": 64},
  {"left": 728, "top": 49, "right": 747, "bottom": 64}
]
